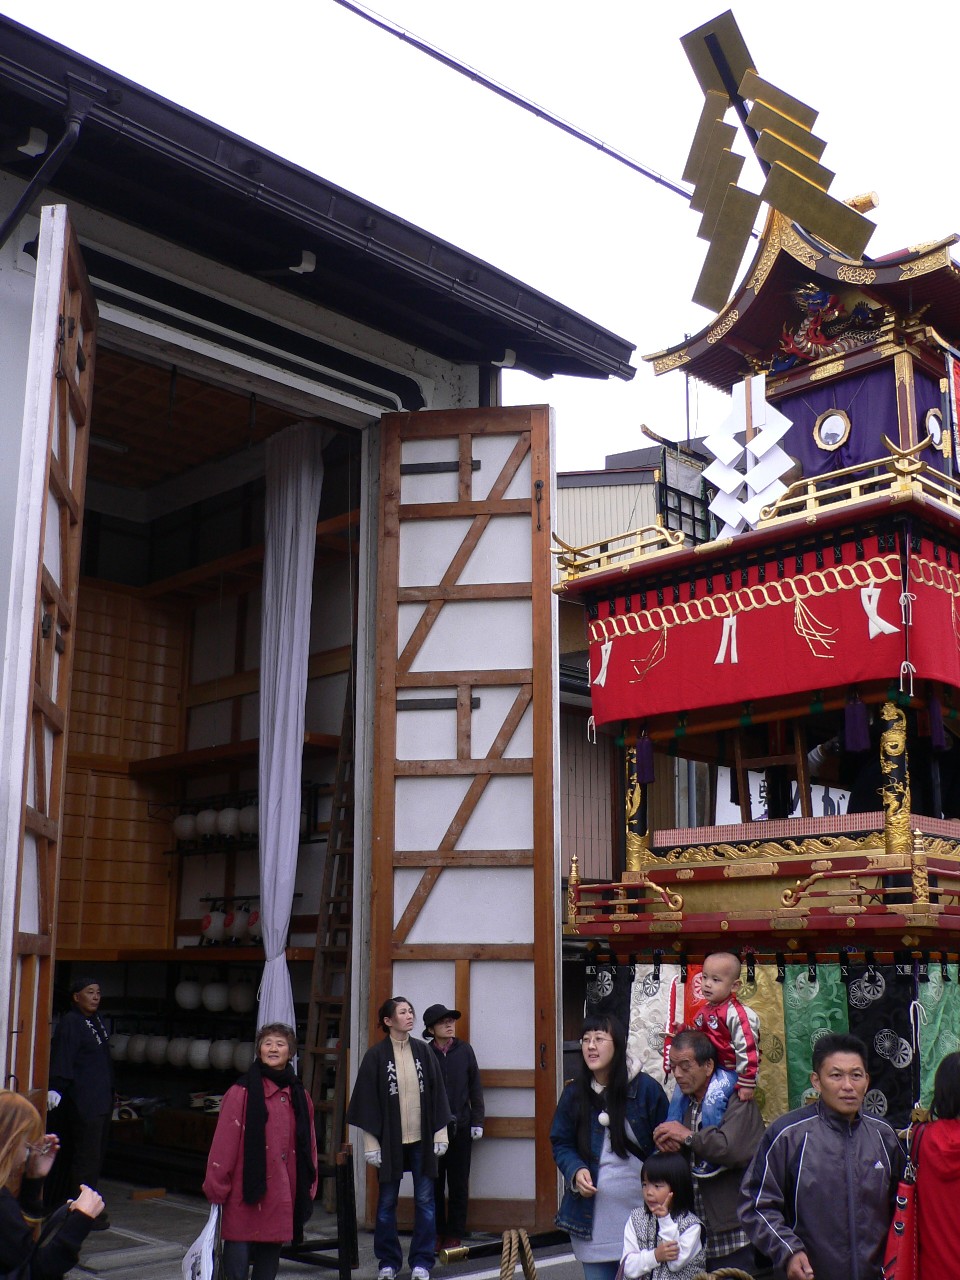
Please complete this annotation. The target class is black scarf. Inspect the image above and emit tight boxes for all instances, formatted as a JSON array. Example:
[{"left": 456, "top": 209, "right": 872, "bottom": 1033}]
[{"left": 240, "top": 1060, "right": 315, "bottom": 1239}]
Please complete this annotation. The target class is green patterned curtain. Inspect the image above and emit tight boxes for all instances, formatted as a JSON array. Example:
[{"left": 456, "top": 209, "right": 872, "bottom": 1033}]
[
  {"left": 783, "top": 964, "right": 850, "bottom": 1110},
  {"left": 918, "top": 966, "right": 960, "bottom": 1108}
]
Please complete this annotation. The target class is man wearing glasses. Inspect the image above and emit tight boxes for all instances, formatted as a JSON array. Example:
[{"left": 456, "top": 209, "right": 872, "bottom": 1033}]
[
  {"left": 740, "top": 1033, "right": 905, "bottom": 1280},
  {"left": 653, "top": 1030, "right": 764, "bottom": 1275}
]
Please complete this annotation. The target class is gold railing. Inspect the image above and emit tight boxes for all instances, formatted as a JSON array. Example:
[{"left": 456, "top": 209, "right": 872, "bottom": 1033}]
[{"left": 552, "top": 525, "right": 685, "bottom": 584}]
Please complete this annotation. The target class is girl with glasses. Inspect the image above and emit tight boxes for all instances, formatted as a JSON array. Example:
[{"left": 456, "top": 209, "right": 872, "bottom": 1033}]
[{"left": 550, "top": 1015, "right": 668, "bottom": 1280}]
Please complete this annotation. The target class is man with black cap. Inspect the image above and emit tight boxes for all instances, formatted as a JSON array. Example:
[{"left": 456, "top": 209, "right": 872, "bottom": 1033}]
[
  {"left": 423, "top": 1003, "right": 484, "bottom": 1250},
  {"left": 46, "top": 976, "right": 114, "bottom": 1227}
]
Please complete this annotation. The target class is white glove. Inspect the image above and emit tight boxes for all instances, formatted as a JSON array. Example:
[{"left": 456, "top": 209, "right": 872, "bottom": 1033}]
[
  {"left": 47, "top": 1090, "right": 61, "bottom": 1110},
  {"left": 434, "top": 1141, "right": 448, "bottom": 1157},
  {"left": 471, "top": 1127, "right": 483, "bottom": 1140},
  {"left": 364, "top": 1149, "right": 382, "bottom": 1167}
]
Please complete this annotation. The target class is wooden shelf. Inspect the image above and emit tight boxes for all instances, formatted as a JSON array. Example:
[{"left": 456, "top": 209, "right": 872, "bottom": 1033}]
[
  {"left": 55, "top": 945, "right": 315, "bottom": 963},
  {"left": 137, "top": 510, "right": 360, "bottom": 602},
  {"left": 129, "top": 731, "right": 338, "bottom": 778}
]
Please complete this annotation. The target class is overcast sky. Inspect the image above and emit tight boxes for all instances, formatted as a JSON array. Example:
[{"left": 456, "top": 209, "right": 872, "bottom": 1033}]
[{"left": 3, "top": 1, "right": 957, "bottom": 470}]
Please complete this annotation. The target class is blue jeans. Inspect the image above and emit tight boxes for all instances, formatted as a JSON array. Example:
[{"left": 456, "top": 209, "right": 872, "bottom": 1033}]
[
  {"left": 581, "top": 1262, "right": 620, "bottom": 1280},
  {"left": 374, "top": 1142, "right": 436, "bottom": 1272}
]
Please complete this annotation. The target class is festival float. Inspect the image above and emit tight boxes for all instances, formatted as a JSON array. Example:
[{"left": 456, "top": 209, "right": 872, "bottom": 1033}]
[{"left": 554, "top": 11, "right": 960, "bottom": 1125}]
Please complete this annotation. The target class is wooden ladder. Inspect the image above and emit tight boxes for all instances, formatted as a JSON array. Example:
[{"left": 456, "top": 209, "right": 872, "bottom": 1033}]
[{"left": 303, "top": 687, "right": 355, "bottom": 1187}]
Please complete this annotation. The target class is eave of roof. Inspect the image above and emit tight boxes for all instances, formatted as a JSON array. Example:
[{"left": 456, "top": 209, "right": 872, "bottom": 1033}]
[
  {"left": 0, "top": 16, "right": 636, "bottom": 383},
  {"left": 643, "top": 210, "right": 960, "bottom": 392}
]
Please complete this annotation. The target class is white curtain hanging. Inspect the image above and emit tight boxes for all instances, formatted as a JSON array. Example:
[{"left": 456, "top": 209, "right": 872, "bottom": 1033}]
[{"left": 257, "top": 422, "right": 325, "bottom": 1031}]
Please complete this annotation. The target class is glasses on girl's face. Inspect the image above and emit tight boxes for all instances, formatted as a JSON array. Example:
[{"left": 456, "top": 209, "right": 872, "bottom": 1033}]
[{"left": 580, "top": 1035, "right": 612, "bottom": 1048}]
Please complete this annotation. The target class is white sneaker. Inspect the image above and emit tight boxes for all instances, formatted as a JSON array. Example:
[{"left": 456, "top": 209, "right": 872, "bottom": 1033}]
[
  {"left": 412, "top": 1269, "right": 431, "bottom": 1280},
  {"left": 377, "top": 1269, "right": 396, "bottom": 1280}
]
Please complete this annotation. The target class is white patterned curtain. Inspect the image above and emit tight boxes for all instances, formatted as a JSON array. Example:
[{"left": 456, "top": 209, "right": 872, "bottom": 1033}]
[{"left": 258, "top": 422, "right": 324, "bottom": 1030}]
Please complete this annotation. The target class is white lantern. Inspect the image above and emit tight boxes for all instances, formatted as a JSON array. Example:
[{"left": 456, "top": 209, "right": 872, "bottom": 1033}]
[
  {"left": 127, "top": 1034, "right": 148, "bottom": 1063},
  {"left": 172, "top": 813, "right": 197, "bottom": 842},
  {"left": 167, "top": 1038, "right": 191, "bottom": 1067},
  {"left": 238, "top": 805, "right": 259, "bottom": 836},
  {"left": 109, "top": 1033, "right": 130, "bottom": 1061},
  {"left": 146, "top": 1035, "right": 169, "bottom": 1065},
  {"left": 209, "top": 1039, "right": 238, "bottom": 1071},
  {"left": 233, "top": 1041, "right": 256, "bottom": 1072},
  {"left": 188, "top": 1038, "right": 212, "bottom": 1070},
  {"left": 201, "top": 981, "right": 229, "bottom": 1012},
  {"left": 228, "top": 979, "right": 256, "bottom": 1014},
  {"left": 196, "top": 809, "right": 219, "bottom": 837},
  {"left": 201, "top": 911, "right": 226, "bottom": 943},
  {"left": 227, "top": 907, "right": 249, "bottom": 943},
  {"left": 247, "top": 909, "right": 262, "bottom": 941},
  {"left": 217, "top": 807, "right": 240, "bottom": 838},
  {"left": 175, "top": 979, "right": 202, "bottom": 1010}
]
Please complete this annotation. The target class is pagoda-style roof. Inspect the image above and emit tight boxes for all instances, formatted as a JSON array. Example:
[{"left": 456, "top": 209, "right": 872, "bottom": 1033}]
[{"left": 644, "top": 210, "right": 960, "bottom": 392}]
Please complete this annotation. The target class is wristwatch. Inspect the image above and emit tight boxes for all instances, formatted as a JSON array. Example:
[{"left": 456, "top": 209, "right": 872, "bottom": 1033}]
[{"left": 682, "top": 1133, "right": 694, "bottom": 1149}]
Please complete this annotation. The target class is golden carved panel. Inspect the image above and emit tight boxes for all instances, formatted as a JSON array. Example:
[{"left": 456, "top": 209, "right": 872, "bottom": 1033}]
[
  {"left": 653, "top": 352, "right": 691, "bottom": 374},
  {"left": 810, "top": 359, "right": 845, "bottom": 381},
  {"left": 724, "top": 862, "right": 779, "bottom": 877},
  {"left": 836, "top": 265, "right": 877, "bottom": 285},
  {"left": 707, "top": 310, "right": 740, "bottom": 343},
  {"left": 780, "top": 224, "right": 822, "bottom": 269},
  {"left": 900, "top": 248, "right": 950, "bottom": 281}
]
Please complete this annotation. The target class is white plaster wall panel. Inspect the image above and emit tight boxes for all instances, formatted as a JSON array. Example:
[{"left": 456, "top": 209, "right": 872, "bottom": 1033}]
[
  {"left": 471, "top": 435, "right": 529, "bottom": 501},
  {"left": 393, "top": 867, "right": 421, "bottom": 927},
  {"left": 191, "top": 598, "right": 238, "bottom": 683},
  {"left": 397, "top": 602, "right": 426, "bottom": 656},
  {"left": 471, "top": 686, "right": 533, "bottom": 759},
  {"left": 395, "top": 695, "right": 457, "bottom": 761},
  {"left": 394, "top": 776, "right": 472, "bottom": 849},
  {"left": 243, "top": 588, "right": 262, "bottom": 670},
  {"left": 392, "top": 960, "right": 456, "bottom": 1022},
  {"left": 398, "top": 518, "right": 472, "bottom": 587},
  {"left": 304, "top": 671, "right": 349, "bottom": 736},
  {"left": 42, "top": 495, "right": 61, "bottom": 582},
  {"left": 410, "top": 600, "right": 532, "bottom": 672},
  {"left": 458, "top": 516, "right": 531, "bottom": 585},
  {"left": 26, "top": 736, "right": 35, "bottom": 808},
  {"left": 469, "top": 1137, "right": 535, "bottom": 1198},
  {"left": 483, "top": 1088, "right": 536, "bottom": 1118},
  {"left": 310, "top": 554, "right": 354, "bottom": 650},
  {"left": 43, "top": 723, "right": 54, "bottom": 802},
  {"left": 457, "top": 775, "right": 533, "bottom": 849},
  {"left": 18, "top": 833, "right": 38, "bottom": 932},
  {"left": 186, "top": 700, "right": 233, "bottom": 750},
  {"left": 503, "top": 452, "right": 533, "bottom": 502},
  {"left": 403, "top": 868, "right": 533, "bottom": 945},
  {"left": 470, "top": 961, "right": 535, "bottom": 1069},
  {"left": 399, "top": 439, "right": 458, "bottom": 505}
]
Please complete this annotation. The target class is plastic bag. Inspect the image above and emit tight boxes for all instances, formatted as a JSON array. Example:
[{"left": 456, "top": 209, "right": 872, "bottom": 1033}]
[{"left": 182, "top": 1204, "right": 220, "bottom": 1280}]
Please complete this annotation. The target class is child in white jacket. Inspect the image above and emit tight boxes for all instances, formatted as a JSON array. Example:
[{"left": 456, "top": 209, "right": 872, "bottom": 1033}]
[{"left": 620, "top": 1152, "right": 704, "bottom": 1280}]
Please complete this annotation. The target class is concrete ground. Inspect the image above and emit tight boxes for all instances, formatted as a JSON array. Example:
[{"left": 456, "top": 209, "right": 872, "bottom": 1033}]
[{"left": 65, "top": 1180, "right": 580, "bottom": 1280}]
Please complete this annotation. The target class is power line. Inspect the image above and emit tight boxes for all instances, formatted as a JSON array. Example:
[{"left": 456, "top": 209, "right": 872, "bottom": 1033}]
[{"left": 331, "top": 0, "right": 692, "bottom": 201}]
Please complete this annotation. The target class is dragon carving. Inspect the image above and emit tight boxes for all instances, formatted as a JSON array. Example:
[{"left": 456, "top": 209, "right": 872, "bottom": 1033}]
[{"left": 771, "top": 284, "right": 885, "bottom": 372}]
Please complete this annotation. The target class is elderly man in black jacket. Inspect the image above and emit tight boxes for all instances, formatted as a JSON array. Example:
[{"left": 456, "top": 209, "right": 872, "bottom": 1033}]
[
  {"left": 654, "top": 1030, "right": 765, "bottom": 1275},
  {"left": 423, "top": 1004, "right": 484, "bottom": 1250}
]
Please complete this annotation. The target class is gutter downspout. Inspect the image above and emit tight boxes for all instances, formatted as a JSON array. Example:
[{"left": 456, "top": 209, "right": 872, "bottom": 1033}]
[{"left": 0, "top": 75, "right": 117, "bottom": 253}]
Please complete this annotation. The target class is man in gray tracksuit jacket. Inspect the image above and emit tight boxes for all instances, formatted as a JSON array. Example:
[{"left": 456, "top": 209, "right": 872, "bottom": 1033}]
[{"left": 740, "top": 1033, "right": 905, "bottom": 1280}]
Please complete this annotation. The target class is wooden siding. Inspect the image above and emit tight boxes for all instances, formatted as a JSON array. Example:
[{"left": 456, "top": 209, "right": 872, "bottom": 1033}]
[
  {"left": 554, "top": 483, "right": 657, "bottom": 550},
  {"left": 559, "top": 712, "right": 615, "bottom": 880},
  {"left": 58, "top": 583, "right": 187, "bottom": 949}
]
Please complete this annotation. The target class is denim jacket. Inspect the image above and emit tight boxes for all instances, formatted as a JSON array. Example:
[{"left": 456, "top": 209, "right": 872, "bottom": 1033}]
[{"left": 550, "top": 1071, "right": 668, "bottom": 1239}]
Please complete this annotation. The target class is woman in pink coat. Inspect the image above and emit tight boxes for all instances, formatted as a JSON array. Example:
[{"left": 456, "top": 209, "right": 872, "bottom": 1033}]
[{"left": 203, "top": 1023, "right": 318, "bottom": 1280}]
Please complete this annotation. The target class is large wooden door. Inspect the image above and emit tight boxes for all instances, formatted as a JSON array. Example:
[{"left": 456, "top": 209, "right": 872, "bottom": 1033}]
[
  {"left": 370, "top": 406, "right": 559, "bottom": 1230},
  {"left": 1, "top": 206, "right": 96, "bottom": 1090}
]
